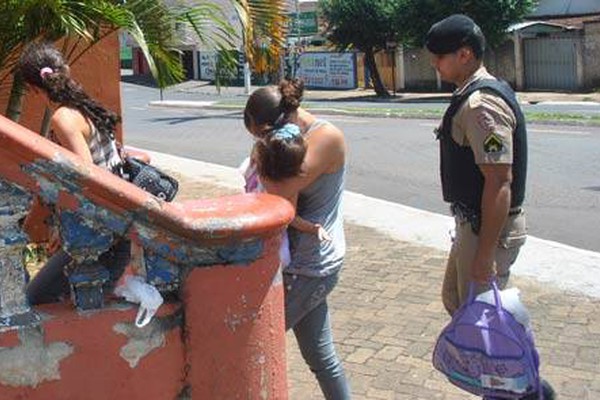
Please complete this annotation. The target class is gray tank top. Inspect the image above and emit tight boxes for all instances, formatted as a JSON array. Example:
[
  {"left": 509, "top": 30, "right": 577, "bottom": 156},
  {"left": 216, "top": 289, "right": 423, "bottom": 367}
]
[{"left": 286, "top": 120, "right": 346, "bottom": 277}]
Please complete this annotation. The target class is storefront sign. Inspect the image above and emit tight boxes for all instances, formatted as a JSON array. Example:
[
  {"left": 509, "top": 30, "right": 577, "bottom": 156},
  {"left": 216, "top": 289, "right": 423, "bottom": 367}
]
[
  {"left": 296, "top": 52, "right": 357, "bottom": 89},
  {"left": 199, "top": 51, "right": 217, "bottom": 81}
]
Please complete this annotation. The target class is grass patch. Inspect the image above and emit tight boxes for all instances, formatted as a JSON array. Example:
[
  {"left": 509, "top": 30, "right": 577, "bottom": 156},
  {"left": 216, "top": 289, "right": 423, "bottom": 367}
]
[
  {"left": 524, "top": 112, "right": 600, "bottom": 126},
  {"left": 209, "top": 101, "right": 600, "bottom": 125},
  {"left": 23, "top": 243, "right": 48, "bottom": 279}
]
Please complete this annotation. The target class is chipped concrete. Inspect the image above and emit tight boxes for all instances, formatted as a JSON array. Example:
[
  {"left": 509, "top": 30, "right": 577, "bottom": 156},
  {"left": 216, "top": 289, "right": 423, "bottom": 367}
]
[
  {"left": 0, "top": 326, "right": 73, "bottom": 387},
  {"left": 0, "top": 178, "right": 34, "bottom": 321},
  {"left": 258, "top": 353, "right": 269, "bottom": 400},
  {"left": 113, "top": 309, "right": 182, "bottom": 368},
  {"left": 224, "top": 306, "right": 261, "bottom": 333}
]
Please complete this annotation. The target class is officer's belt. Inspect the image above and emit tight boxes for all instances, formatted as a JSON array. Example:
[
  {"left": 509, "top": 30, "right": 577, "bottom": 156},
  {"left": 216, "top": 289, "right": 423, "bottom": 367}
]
[{"left": 450, "top": 203, "right": 523, "bottom": 220}]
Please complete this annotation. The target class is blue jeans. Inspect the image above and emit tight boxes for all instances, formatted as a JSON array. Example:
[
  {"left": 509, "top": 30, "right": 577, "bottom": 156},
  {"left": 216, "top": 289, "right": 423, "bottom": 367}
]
[{"left": 284, "top": 272, "right": 351, "bottom": 400}]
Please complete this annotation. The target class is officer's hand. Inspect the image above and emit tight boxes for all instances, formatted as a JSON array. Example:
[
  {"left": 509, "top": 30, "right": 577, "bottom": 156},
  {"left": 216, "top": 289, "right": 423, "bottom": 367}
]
[{"left": 316, "top": 224, "right": 332, "bottom": 242}]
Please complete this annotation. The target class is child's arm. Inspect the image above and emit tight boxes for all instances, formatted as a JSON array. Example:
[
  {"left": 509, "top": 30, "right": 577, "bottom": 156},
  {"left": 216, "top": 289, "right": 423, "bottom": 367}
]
[
  {"left": 261, "top": 180, "right": 332, "bottom": 242},
  {"left": 290, "top": 216, "right": 332, "bottom": 242}
]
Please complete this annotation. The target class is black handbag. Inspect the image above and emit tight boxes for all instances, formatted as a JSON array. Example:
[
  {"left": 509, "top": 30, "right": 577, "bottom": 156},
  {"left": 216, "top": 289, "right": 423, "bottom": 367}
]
[{"left": 121, "top": 156, "right": 179, "bottom": 201}]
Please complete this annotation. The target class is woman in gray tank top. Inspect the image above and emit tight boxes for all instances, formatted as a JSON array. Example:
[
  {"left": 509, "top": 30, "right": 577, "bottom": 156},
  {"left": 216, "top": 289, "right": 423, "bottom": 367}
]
[{"left": 244, "top": 79, "right": 350, "bottom": 399}]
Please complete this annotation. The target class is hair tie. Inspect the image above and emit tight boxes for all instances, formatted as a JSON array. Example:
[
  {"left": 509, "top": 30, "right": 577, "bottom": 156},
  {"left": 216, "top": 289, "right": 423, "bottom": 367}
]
[
  {"left": 272, "top": 123, "right": 301, "bottom": 141},
  {"left": 40, "top": 67, "right": 54, "bottom": 79}
]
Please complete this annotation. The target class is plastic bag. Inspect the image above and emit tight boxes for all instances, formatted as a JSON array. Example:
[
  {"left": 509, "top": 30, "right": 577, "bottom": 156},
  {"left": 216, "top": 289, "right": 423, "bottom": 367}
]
[
  {"left": 476, "top": 287, "right": 531, "bottom": 330},
  {"left": 433, "top": 281, "right": 541, "bottom": 398},
  {"left": 114, "top": 276, "right": 163, "bottom": 328}
]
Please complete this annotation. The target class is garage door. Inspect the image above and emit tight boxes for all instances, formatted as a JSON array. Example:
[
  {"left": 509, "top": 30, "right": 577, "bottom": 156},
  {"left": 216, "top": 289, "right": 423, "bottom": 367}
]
[{"left": 523, "top": 35, "right": 580, "bottom": 90}]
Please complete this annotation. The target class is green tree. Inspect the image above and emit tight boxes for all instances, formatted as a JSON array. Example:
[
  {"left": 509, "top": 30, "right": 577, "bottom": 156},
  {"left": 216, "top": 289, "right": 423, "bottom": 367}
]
[
  {"left": 319, "top": 0, "right": 403, "bottom": 97},
  {"left": 399, "top": 0, "right": 538, "bottom": 48},
  {"left": 0, "top": 0, "right": 243, "bottom": 122}
]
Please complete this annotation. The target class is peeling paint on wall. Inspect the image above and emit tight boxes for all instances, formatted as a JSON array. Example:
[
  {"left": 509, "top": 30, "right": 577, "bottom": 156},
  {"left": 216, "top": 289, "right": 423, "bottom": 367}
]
[
  {"left": 59, "top": 211, "right": 115, "bottom": 259},
  {"left": 0, "top": 326, "right": 73, "bottom": 387},
  {"left": 135, "top": 222, "right": 264, "bottom": 267},
  {"left": 25, "top": 161, "right": 132, "bottom": 236},
  {"left": 257, "top": 353, "right": 269, "bottom": 400},
  {"left": 0, "top": 178, "right": 35, "bottom": 322},
  {"left": 113, "top": 309, "right": 182, "bottom": 368},
  {"left": 0, "top": 247, "right": 32, "bottom": 320},
  {"left": 224, "top": 306, "right": 262, "bottom": 333}
]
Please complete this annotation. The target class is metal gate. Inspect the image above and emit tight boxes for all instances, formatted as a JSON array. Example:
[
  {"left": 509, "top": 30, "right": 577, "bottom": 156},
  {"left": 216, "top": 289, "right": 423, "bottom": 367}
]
[{"left": 523, "top": 34, "right": 581, "bottom": 90}]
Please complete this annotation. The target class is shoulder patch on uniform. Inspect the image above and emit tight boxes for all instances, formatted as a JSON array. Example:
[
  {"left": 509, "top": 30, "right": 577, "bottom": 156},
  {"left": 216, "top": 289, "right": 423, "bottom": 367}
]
[
  {"left": 483, "top": 133, "right": 504, "bottom": 153},
  {"left": 476, "top": 110, "right": 495, "bottom": 133}
]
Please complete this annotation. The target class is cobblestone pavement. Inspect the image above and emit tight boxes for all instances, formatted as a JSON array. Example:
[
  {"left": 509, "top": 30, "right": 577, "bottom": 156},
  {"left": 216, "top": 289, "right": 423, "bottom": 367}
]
[{"left": 173, "top": 173, "right": 600, "bottom": 400}]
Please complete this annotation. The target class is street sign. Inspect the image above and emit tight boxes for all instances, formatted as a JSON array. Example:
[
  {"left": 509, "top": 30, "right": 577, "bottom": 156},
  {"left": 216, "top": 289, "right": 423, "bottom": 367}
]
[{"left": 289, "top": 11, "right": 318, "bottom": 36}]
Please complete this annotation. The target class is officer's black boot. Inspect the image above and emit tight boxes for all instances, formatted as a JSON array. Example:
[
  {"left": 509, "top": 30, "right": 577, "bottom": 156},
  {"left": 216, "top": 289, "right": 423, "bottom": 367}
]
[{"left": 519, "top": 379, "right": 556, "bottom": 400}]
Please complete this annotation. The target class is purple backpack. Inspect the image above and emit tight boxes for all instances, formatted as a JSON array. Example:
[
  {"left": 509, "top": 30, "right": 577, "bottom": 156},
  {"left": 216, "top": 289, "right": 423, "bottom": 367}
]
[{"left": 432, "top": 281, "right": 541, "bottom": 399}]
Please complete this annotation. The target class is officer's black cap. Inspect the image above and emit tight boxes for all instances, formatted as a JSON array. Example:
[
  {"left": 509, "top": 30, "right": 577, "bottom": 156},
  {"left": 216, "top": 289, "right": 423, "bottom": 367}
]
[{"left": 425, "top": 14, "right": 486, "bottom": 58}]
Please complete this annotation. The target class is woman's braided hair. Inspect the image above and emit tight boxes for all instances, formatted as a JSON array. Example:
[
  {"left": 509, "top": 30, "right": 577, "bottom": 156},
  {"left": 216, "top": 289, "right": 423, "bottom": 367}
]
[{"left": 16, "top": 42, "right": 119, "bottom": 139}]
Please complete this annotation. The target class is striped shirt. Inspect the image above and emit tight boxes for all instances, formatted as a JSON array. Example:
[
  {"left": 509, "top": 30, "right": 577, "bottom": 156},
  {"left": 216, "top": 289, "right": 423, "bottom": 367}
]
[{"left": 87, "top": 121, "right": 123, "bottom": 174}]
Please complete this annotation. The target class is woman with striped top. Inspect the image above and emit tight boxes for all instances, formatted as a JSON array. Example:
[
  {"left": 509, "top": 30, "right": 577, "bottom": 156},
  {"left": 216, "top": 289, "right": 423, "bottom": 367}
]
[{"left": 15, "top": 42, "right": 130, "bottom": 305}]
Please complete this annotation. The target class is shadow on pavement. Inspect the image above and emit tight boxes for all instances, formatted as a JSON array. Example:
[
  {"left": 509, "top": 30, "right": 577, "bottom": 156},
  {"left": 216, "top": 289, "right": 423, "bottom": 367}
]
[
  {"left": 308, "top": 93, "right": 452, "bottom": 104},
  {"left": 583, "top": 186, "right": 600, "bottom": 192},
  {"left": 120, "top": 73, "right": 158, "bottom": 88},
  {"left": 149, "top": 111, "right": 242, "bottom": 125}
]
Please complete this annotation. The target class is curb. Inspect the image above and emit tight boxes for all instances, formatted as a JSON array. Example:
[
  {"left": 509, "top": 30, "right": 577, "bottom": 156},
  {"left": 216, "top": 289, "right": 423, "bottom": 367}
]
[
  {"left": 147, "top": 100, "right": 600, "bottom": 126},
  {"left": 146, "top": 149, "right": 600, "bottom": 299},
  {"left": 148, "top": 100, "right": 216, "bottom": 109}
]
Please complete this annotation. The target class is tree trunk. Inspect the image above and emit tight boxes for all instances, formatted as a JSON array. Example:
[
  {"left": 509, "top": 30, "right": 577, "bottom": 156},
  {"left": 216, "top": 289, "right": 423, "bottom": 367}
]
[
  {"left": 6, "top": 74, "right": 26, "bottom": 122},
  {"left": 364, "top": 48, "right": 389, "bottom": 98}
]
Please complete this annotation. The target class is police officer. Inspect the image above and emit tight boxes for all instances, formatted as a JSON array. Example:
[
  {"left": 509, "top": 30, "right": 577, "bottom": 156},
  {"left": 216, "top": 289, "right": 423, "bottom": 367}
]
[{"left": 426, "top": 14, "right": 554, "bottom": 400}]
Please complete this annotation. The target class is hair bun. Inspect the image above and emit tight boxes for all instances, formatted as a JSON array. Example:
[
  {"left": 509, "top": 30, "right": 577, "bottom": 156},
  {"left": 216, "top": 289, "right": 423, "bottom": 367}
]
[{"left": 279, "top": 79, "right": 304, "bottom": 114}]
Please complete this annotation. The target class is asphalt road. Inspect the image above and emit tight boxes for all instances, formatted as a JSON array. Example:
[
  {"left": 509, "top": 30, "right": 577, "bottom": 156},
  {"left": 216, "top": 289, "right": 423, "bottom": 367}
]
[{"left": 121, "top": 82, "right": 600, "bottom": 252}]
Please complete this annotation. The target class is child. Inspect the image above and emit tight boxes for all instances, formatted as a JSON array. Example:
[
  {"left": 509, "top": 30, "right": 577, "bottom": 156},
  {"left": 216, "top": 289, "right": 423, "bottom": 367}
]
[{"left": 240, "top": 123, "right": 331, "bottom": 266}]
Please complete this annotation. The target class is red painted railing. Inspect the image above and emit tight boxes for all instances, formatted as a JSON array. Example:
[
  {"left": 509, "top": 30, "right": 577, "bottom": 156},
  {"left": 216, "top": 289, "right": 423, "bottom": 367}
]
[{"left": 0, "top": 115, "right": 292, "bottom": 399}]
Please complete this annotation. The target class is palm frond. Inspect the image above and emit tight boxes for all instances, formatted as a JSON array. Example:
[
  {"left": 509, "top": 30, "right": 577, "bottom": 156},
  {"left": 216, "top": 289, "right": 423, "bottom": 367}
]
[{"left": 233, "top": 0, "right": 289, "bottom": 74}]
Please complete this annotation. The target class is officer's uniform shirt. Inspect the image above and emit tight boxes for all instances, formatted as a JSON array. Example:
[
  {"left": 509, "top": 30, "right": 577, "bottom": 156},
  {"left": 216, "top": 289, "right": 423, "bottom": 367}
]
[{"left": 451, "top": 66, "right": 516, "bottom": 166}]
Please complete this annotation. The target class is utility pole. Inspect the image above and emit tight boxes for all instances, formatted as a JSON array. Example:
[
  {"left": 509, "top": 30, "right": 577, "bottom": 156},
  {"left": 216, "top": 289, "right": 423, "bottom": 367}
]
[
  {"left": 292, "top": 0, "right": 300, "bottom": 78},
  {"left": 243, "top": 16, "right": 252, "bottom": 94}
]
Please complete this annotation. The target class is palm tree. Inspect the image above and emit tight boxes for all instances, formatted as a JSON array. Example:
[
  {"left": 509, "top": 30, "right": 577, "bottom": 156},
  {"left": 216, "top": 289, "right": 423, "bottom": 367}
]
[
  {"left": 0, "top": 0, "right": 236, "bottom": 122},
  {"left": 233, "top": 0, "right": 290, "bottom": 82},
  {"left": 0, "top": 0, "right": 291, "bottom": 123}
]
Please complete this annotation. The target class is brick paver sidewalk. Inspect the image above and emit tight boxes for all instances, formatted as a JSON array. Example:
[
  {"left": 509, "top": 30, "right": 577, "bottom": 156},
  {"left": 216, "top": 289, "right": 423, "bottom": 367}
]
[{"left": 173, "top": 173, "right": 600, "bottom": 400}]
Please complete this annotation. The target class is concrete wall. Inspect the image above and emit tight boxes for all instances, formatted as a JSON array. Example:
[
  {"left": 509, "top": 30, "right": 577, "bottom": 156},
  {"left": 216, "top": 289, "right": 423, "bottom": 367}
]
[
  {"left": 485, "top": 40, "right": 517, "bottom": 88},
  {"left": 583, "top": 20, "right": 600, "bottom": 88},
  {"left": 0, "top": 34, "right": 123, "bottom": 141},
  {"left": 403, "top": 47, "right": 437, "bottom": 91},
  {"left": 398, "top": 43, "right": 517, "bottom": 91}
]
